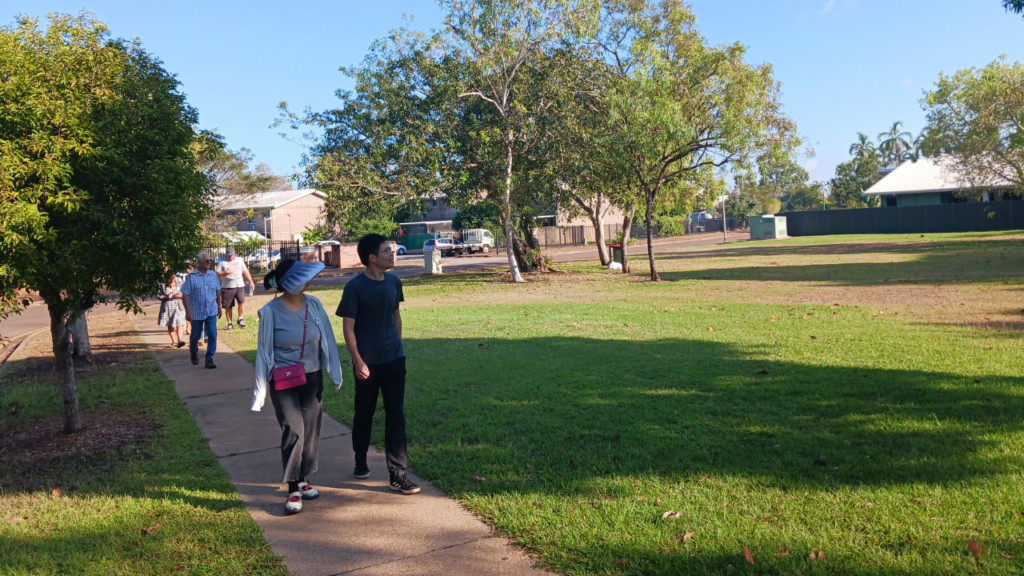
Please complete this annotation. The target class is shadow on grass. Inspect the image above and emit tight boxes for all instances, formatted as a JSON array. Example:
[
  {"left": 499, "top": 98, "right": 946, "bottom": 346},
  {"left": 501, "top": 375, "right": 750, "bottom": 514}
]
[
  {"left": 654, "top": 238, "right": 1023, "bottom": 286},
  {"left": 393, "top": 336, "right": 1024, "bottom": 493}
]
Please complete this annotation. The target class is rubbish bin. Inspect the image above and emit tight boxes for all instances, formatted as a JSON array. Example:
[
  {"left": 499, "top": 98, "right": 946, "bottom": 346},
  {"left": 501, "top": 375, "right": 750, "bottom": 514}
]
[
  {"left": 609, "top": 244, "right": 623, "bottom": 264},
  {"left": 424, "top": 247, "right": 443, "bottom": 274}
]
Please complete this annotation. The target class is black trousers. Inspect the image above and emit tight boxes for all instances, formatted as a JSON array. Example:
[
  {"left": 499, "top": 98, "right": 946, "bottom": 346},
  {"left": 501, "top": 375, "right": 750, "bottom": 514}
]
[
  {"left": 352, "top": 356, "right": 408, "bottom": 476},
  {"left": 269, "top": 370, "right": 324, "bottom": 483}
]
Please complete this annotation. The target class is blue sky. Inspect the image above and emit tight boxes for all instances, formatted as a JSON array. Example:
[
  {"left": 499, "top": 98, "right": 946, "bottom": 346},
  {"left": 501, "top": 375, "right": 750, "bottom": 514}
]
[{"left": 9, "top": 1, "right": 1023, "bottom": 184}]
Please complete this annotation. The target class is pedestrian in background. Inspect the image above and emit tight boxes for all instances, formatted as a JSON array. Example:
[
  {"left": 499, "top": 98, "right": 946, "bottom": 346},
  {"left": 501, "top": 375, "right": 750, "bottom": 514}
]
[
  {"left": 216, "top": 247, "right": 255, "bottom": 330},
  {"left": 181, "top": 252, "right": 222, "bottom": 368},
  {"left": 252, "top": 258, "right": 343, "bottom": 515},
  {"left": 158, "top": 274, "right": 187, "bottom": 348}
]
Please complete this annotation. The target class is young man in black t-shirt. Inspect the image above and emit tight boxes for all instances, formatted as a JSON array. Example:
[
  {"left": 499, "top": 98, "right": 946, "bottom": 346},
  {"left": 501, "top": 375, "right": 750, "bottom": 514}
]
[{"left": 337, "top": 234, "right": 420, "bottom": 495}]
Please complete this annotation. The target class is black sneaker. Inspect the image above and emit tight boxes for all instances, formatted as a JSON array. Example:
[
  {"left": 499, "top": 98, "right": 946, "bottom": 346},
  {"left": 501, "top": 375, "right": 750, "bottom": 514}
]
[
  {"left": 354, "top": 456, "right": 370, "bottom": 479},
  {"left": 389, "top": 474, "right": 420, "bottom": 495}
]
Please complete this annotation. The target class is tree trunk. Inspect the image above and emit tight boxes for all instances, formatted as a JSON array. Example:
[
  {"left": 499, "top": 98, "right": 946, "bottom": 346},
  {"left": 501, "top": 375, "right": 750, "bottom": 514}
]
[
  {"left": 593, "top": 212, "right": 609, "bottom": 266},
  {"left": 49, "top": 306, "right": 83, "bottom": 433},
  {"left": 645, "top": 192, "right": 659, "bottom": 281},
  {"left": 620, "top": 208, "right": 635, "bottom": 274},
  {"left": 71, "top": 314, "right": 91, "bottom": 359},
  {"left": 512, "top": 233, "right": 534, "bottom": 273},
  {"left": 502, "top": 134, "right": 524, "bottom": 283}
]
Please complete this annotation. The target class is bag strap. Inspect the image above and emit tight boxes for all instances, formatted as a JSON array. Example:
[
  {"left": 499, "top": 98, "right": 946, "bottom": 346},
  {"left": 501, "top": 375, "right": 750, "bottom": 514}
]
[{"left": 298, "top": 299, "right": 309, "bottom": 361}]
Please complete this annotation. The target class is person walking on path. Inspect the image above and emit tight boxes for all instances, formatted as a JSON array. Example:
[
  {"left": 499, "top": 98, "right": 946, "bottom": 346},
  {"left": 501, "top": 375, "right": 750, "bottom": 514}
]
[
  {"left": 252, "top": 259, "right": 343, "bottom": 515},
  {"left": 337, "top": 234, "right": 420, "bottom": 495},
  {"left": 216, "top": 247, "right": 255, "bottom": 330},
  {"left": 177, "top": 264, "right": 197, "bottom": 343},
  {"left": 181, "top": 252, "right": 222, "bottom": 368},
  {"left": 158, "top": 275, "right": 187, "bottom": 348}
]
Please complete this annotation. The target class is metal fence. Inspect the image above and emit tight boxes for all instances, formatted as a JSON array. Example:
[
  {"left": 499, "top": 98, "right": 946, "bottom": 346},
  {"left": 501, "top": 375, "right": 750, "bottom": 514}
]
[
  {"left": 778, "top": 200, "right": 1024, "bottom": 236},
  {"left": 200, "top": 240, "right": 301, "bottom": 273}
]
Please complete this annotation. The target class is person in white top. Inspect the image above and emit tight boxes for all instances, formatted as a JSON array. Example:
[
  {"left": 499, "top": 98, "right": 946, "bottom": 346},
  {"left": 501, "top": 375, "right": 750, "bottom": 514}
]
[{"left": 216, "top": 247, "right": 256, "bottom": 330}]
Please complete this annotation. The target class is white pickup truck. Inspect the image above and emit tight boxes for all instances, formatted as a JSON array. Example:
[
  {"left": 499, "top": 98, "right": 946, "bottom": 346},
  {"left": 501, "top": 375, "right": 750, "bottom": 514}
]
[{"left": 460, "top": 228, "right": 495, "bottom": 254}]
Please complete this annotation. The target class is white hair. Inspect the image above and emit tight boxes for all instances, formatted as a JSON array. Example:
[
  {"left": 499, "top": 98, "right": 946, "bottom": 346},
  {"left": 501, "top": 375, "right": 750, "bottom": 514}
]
[{"left": 197, "top": 252, "right": 209, "bottom": 261}]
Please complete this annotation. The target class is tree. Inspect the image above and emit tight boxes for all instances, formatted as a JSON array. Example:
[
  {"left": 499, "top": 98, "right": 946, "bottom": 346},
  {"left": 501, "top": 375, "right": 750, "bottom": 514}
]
[
  {"left": 1004, "top": 0, "right": 1024, "bottom": 16},
  {"left": 849, "top": 132, "right": 876, "bottom": 161},
  {"left": 453, "top": 200, "right": 501, "bottom": 230},
  {"left": 920, "top": 57, "right": 1024, "bottom": 194},
  {"left": 828, "top": 155, "right": 882, "bottom": 209},
  {"left": 194, "top": 132, "right": 290, "bottom": 239},
  {"left": 597, "top": 0, "right": 797, "bottom": 281},
  {"left": 443, "top": 0, "right": 597, "bottom": 282},
  {"left": 877, "top": 121, "right": 914, "bottom": 168},
  {"left": 0, "top": 13, "right": 211, "bottom": 433}
]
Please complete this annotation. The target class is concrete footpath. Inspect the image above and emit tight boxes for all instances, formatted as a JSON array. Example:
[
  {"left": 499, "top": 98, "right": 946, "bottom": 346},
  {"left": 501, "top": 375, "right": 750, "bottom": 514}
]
[{"left": 131, "top": 315, "right": 548, "bottom": 576}]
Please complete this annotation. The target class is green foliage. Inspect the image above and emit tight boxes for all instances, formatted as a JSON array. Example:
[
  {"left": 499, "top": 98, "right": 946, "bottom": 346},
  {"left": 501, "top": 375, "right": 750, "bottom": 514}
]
[
  {"left": 452, "top": 201, "right": 500, "bottom": 230},
  {"left": 877, "top": 121, "right": 914, "bottom": 168},
  {"left": 1004, "top": 0, "right": 1024, "bottom": 16},
  {"left": 921, "top": 57, "right": 1024, "bottom": 194},
  {"left": 598, "top": 0, "right": 798, "bottom": 278},
  {"left": 0, "top": 13, "right": 211, "bottom": 319},
  {"left": 300, "top": 222, "right": 330, "bottom": 244},
  {"left": 829, "top": 149, "right": 883, "bottom": 209}
]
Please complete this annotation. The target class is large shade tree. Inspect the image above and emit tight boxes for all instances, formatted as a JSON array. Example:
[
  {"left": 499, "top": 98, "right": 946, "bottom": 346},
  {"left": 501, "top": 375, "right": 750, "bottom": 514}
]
[
  {"left": 0, "top": 13, "right": 211, "bottom": 432},
  {"left": 597, "top": 0, "right": 797, "bottom": 281},
  {"left": 920, "top": 57, "right": 1024, "bottom": 194}
]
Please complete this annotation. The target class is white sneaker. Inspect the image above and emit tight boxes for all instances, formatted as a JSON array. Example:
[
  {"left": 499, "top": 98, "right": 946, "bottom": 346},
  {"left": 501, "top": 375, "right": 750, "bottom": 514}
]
[
  {"left": 226, "top": 322, "right": 233, "bottom": 330},
  {"left": 285, "top": 491, "right": 302, "bottom": 514},
  {"left": 298, "top": 482, "right": 319, "bottom": 500}
]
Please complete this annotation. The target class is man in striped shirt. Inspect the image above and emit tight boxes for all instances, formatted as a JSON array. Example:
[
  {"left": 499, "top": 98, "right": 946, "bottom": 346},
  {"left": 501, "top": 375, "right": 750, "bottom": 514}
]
[{"left": 181, "top": 252, "right": 223, "bottom": 369}]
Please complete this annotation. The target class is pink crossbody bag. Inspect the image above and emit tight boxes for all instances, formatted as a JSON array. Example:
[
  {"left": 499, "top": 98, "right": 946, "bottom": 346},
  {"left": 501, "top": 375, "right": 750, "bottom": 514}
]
[{"left": 273, "top": 302, "right": 309, "bottom": 391}]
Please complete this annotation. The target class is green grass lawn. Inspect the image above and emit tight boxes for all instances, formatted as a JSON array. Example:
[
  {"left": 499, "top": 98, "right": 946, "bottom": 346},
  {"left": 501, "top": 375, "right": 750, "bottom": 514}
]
[
  {"left": 219, "top": 232, "right": 1024, "bottom": 575},
  {"left": 0, "top": 314, "right": 287, "bottom": 576}
]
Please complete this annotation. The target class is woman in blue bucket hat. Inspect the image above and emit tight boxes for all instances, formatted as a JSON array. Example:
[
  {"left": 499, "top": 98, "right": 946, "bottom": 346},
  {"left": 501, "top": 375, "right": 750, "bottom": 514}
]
[{"left": 252, "top": 259, "right": 343, "bottom": 514}]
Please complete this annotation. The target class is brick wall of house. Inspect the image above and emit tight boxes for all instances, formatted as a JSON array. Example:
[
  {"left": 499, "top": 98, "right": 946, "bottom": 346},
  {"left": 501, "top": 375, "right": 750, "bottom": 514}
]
[{"left": 269, "top": 195, "right": 325, "bottom": 241}]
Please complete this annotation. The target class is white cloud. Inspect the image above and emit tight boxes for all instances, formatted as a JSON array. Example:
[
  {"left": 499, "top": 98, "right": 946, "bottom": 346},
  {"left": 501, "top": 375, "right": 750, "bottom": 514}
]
[{"left": 820, "top": 0, "right": 836, "bottom": 15}]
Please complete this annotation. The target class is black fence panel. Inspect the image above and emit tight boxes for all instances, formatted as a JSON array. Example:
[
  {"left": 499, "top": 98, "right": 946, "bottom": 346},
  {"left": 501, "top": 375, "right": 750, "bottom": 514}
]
[{"left": 779, "top": 200, "right": 1023, "bottom": 236}]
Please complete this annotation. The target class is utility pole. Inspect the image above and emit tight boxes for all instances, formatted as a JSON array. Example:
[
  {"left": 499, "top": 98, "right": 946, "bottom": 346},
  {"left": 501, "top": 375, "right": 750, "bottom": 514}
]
[{"left": 719, "top": 195, "right": 728, "bottom": 242}]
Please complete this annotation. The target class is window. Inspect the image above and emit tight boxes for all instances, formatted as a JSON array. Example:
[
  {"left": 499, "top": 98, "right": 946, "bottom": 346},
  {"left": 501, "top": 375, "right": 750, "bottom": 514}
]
[{"left": 247, "top": 215, "right": 256, "bottom": 230}]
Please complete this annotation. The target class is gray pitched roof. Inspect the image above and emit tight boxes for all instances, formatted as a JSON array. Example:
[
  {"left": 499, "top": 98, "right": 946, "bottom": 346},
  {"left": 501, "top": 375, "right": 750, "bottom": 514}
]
[{"left": 218, "top": 189, "right": 324, "bottom": 210}]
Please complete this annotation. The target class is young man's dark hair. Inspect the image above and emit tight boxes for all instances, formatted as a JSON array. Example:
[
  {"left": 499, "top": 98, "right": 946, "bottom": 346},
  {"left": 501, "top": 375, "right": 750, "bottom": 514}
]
[
  {"left": 357, "top": 234, "right": 389, "bottom": 266},
  {"left": 337, "top": 232, "right": 420, "bottom": 495}
]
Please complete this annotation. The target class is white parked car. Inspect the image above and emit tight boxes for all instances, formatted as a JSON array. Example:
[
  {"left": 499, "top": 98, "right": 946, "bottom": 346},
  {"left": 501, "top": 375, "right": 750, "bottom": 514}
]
[
  {"left": 424, "top": 238, "right": 465, "bottom": 257},
  {"left": 396, "top": 244, "right": 407, "bottom": 255}
]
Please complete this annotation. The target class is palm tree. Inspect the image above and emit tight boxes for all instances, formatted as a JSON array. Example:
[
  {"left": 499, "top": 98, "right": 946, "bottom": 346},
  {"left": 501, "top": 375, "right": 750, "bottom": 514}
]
[
  {"left": 848, "top": 132, "right": 877, "bottom": 161},
  {"left": 878, "top": 121, "right": 914, "bottom": 168},
  {"left": 902, "top": 132, "right": 926, "bottom": 163}
]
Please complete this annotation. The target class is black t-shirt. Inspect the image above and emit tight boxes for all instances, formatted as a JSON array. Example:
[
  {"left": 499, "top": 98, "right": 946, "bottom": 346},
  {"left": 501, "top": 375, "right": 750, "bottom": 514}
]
[{"left": 336, "top": 272, "right": 405, "bottom": 365}]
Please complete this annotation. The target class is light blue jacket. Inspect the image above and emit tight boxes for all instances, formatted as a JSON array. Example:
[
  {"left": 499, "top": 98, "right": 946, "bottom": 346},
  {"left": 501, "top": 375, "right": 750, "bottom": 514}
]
[{"left": 252, "top": 294, "right": 343, "bottom": 411}]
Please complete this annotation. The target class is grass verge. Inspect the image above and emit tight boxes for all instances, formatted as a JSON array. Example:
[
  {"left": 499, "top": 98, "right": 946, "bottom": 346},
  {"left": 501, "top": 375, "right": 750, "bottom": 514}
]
[
  {"left": 218, "top": 232, "right": 1024, "bottom": 575},
  {"left": 0, "top": 313, "right": 287, "bottom": 576}
]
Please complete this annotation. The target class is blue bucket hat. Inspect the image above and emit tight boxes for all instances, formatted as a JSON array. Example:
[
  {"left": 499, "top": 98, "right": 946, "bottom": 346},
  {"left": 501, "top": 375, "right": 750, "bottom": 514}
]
[{"left": 278, "top": 261, "right": 325, "bottom": 295}]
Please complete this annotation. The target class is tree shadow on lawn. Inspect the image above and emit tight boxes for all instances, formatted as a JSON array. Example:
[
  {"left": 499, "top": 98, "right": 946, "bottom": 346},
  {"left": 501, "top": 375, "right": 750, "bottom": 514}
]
[
  {"left": 651, "top": 239, "right": 1023, "bottom": 286},
  {"left": 399, "top": 336, "right": 1024, "bottom": 494}
]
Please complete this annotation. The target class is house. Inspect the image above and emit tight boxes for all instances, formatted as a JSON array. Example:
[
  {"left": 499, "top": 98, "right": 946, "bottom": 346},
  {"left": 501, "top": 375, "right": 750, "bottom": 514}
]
[
  {"left": 398, "top": 194, "right": 459, "bottom": 235},
  {"left": 218, "top": 189, "right": 326, "bottom": 241},
  {"left": 865, "top": 157, "right": 1017, "bottom": 207}
]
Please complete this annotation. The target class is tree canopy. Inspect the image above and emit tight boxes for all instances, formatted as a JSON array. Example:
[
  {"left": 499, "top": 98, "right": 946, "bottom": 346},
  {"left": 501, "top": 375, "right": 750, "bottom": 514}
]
[
  {"left": 920, "top": 57, "right": 1024, "bottom": 193},
  {"left": 0, "top": 13, "right": 212, "bottom": 432}
]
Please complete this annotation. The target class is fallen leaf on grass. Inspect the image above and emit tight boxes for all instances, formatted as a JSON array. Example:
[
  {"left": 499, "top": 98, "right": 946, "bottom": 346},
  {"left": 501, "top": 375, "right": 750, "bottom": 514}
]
[
  {"left": 968, "top": 539, "right": 984, "bottom": 555},
  {"left": 865, "top": 502, "right": 874, "bottom": 508},
  {"left": 174, "top": 563, "right": 185, "bottom": 571},
  {"left": 708, "top": 326, "right": 714, "bottom": 332},
  {"left": 473, "top": 473, "right": 486, "bottom": 482},
  {"left": 809, "top": 549, "right": 825, "bottom": 561},
  {"left": 1000, "top": 552, "right": 1013, "bottom": 559},
  {"left": 810, "top": 336, "right": 817, "bottom": 340},
  {"left": 744, "top": 546, "right": 755, "bottom": 564},
  {"left": 802, "top": 314, "right": 811, "bottom": 319},
  {"left": 526, "top": 463, "right": 532, "bottom": 469},
  {"left": 769, "top": 315, "right": 776, "bottom": 322},
  {"left": 478, "top": 343, "right": 484, "bottom": 347},
  {"left": 661, "top": 511, "right": 680, "bottom": 520},
  {"left": 699, "top": 474, "right": 709, "bottom": 483},
  {"left": 774, "top": 547, "right": 791, "bottom": 557},
  {"left": 50, "top": 489, "right": 61, "bottom": 497},
  {"left": 681, "top": 531, "right": 696, "bottom": 543},
  {"left": 656, "top": 498, "right": 661, "bottom": 506},
  {"left": 140, "top": 524, "right": 161, "bottom": 536}
]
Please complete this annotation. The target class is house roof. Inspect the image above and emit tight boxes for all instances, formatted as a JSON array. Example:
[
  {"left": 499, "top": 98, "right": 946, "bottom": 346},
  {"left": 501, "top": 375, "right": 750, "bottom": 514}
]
[
  {"left": 864, "top": 157, "right": 1012, "bottom": 196},
  {"left": 218, "top": 189, "right": 324, "bottom": 210}
]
